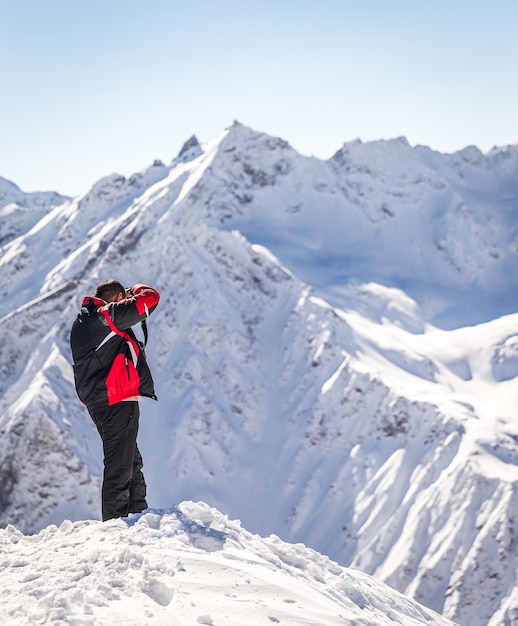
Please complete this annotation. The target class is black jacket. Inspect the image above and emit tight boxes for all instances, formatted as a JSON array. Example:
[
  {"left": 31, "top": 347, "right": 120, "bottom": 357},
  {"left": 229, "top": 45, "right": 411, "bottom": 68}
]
[{"left": 70, "top": 284, "right": 160, "bottom": 412}]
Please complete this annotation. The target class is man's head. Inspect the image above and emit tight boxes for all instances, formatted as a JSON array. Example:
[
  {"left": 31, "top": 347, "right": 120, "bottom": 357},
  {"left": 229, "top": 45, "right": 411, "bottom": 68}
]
[{"left": 95, "top": 279, "right": 126, "bottom": 303}]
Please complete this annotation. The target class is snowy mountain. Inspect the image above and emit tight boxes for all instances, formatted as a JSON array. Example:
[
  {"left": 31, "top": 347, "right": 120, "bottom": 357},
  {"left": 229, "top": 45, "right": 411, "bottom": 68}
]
[
  {"left": 0, "top": 122, "right": 517, "bottom": 626},
  {"left": 1, "top": 501, "right": 457, "bottom": 626},
  {"left": 0, "top": 176, "right": 69, "bottom": 247}
]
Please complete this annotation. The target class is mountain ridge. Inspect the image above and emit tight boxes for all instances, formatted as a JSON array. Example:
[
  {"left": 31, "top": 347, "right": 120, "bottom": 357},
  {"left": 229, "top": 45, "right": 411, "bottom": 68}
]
[{"left": 0, "top": 123, "right": 516, "bottom": 626}]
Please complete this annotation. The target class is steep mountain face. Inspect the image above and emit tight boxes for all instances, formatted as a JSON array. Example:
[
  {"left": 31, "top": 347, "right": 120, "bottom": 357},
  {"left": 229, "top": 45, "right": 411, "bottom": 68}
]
[{"left": 0, "top": 123, "right": 517, "bottom": 626}]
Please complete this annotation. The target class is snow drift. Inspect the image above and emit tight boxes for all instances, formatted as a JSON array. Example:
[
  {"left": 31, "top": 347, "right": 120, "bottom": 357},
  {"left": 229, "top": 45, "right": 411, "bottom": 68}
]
[{"left": 0, "top": 501, "right": 456, "bottom": 626}]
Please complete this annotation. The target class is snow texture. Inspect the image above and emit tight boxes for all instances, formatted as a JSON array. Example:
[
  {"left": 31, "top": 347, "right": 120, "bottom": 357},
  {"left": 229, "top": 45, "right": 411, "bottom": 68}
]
[
  {"left": 0, "top": 501, "right": 456, "bottom": 626},
  {"left": 0, "top": 122, "right": 517, "bottom": 626}
]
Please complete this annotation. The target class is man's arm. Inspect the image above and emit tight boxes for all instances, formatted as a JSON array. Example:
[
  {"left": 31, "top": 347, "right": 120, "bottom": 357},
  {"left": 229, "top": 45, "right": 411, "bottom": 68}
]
[{"left": 101, "top": 284, "right": 160, "bottom": 331}]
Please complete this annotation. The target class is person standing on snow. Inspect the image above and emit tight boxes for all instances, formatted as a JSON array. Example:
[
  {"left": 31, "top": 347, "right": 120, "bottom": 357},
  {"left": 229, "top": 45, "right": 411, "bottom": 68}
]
[{"left": 70, "top": 279, "right": 160, "bottom": 521}]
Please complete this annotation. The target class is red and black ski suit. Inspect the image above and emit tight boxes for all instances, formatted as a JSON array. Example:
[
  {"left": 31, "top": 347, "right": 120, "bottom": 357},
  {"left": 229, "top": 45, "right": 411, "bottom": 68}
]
[{"left": 70, "top": 284, "right": 160, "bottom": 521}]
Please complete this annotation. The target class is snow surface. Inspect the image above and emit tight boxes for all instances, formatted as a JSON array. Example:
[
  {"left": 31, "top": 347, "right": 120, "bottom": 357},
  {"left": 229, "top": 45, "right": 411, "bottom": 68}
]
[
  {"left": 0, "top": 122, "right": 517, "bottom": 626},
  {"left": 0, "top": 501, "right": 456, "bottom": 626}
]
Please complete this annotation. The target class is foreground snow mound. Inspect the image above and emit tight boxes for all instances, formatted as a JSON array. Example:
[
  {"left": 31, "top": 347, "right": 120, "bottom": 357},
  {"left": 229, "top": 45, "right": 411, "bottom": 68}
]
[{"left": 1, "top": 501, "right": 455, "bottom": 626}]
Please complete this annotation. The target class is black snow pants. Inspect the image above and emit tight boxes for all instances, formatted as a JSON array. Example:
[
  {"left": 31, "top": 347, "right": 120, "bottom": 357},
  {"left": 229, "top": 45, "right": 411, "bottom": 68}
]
[{"left": 89, "top": 401, "right": 148, "bottom": 521}]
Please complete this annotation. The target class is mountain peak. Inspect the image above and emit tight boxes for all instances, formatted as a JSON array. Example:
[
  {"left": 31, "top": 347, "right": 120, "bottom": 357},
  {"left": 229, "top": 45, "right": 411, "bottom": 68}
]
[{"left": 175, "top": 134, "right": 203, "bottom": 163}]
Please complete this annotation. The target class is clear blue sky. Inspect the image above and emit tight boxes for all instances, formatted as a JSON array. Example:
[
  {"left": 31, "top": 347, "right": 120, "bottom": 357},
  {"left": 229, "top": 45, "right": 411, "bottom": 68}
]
[{"left": 1, "top": 0, "right": 516, "bottom": 196}]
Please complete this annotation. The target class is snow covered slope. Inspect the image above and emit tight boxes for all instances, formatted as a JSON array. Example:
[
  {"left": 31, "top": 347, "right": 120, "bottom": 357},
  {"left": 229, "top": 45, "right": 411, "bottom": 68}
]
[
  {"left": 0, "top": 176, "right": 69, "bottom": 247},
  {"left": 0, "top": 501, "right": 456, "bottom": 626},
  {"left": 204, "top": 125, "right": 518, "bottom": 328},
  {"left": 0, "top": 123, "right": 517, "bottom": 626}
]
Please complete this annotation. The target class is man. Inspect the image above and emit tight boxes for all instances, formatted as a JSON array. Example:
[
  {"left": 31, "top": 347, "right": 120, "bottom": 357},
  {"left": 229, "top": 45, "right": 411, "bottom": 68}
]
[{"left": 70, "top": 279, "right": 160, "bottom": 521}]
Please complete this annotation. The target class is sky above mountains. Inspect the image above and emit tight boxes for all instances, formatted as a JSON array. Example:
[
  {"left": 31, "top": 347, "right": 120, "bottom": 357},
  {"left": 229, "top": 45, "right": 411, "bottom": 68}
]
[{"left": 1, "top": 0, "right": 517, "bottom": 196}]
